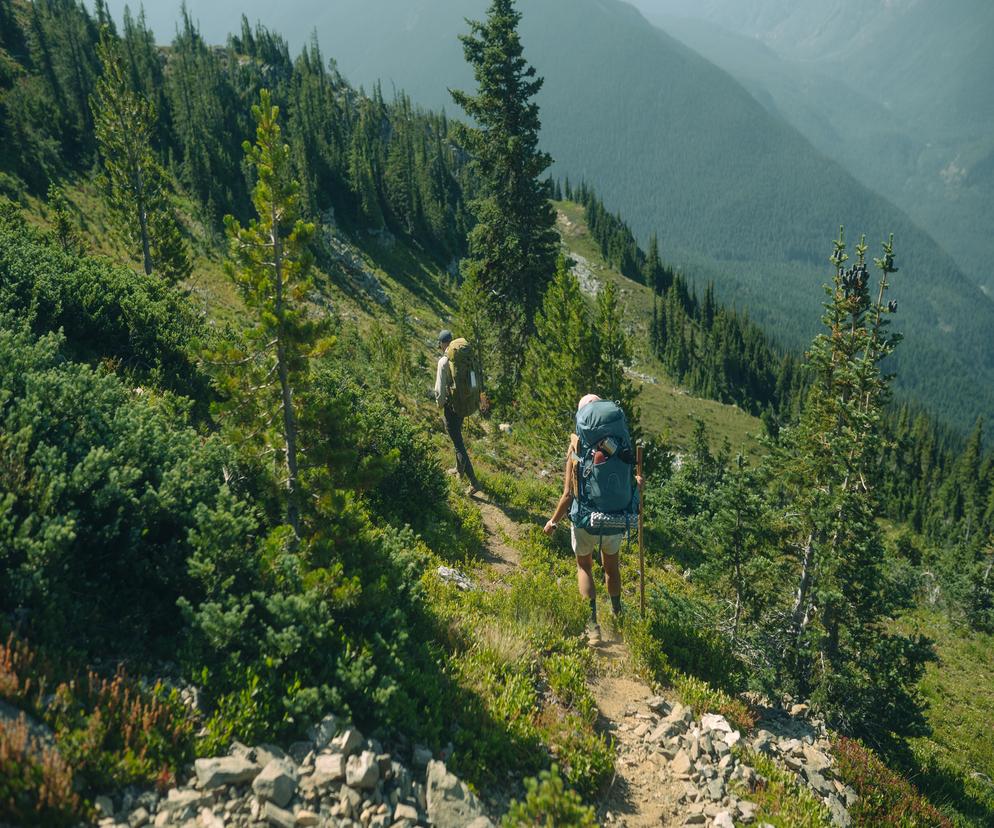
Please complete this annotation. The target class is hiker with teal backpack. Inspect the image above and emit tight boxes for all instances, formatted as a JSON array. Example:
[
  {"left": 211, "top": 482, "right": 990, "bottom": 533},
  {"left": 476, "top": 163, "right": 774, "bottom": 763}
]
[
  {"left": 435, "top": 330, "right": 483, "bottom": 496},
  {"left": 544, "top": 394, "right": 643, "bottom": 642}
]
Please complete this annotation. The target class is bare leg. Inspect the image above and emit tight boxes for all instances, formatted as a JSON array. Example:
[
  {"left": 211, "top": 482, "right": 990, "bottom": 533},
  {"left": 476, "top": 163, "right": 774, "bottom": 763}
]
[
  {"left": 603, "top": 551, "right": 621, "bottom": 598},
  {"left": 576, "top": 553, "right": 595, "bottom": 602}
]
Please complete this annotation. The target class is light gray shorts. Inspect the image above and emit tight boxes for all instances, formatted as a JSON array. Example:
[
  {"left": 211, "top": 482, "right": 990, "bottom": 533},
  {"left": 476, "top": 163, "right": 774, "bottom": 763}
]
[{"left": 571, "top": 525, "right": 623, "bottom": 558}]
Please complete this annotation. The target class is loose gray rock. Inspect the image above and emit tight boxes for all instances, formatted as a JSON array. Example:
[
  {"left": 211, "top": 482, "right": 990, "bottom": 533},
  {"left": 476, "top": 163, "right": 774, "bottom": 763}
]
[
  {"left": 194, "top": 755, "right": 261, "bottom": 789},
  {"left": 426, "top": 760, "right": 493, "bottom": 828},
  {"left": 263, "top": 800, "right": 296, "bottom": 828},
  {"left": 671, "top": 748, "right": 694, "bottom": 776},
  {"left": 127, "top": 806, "right": 149, "bottom": 828},
  {"left": 331, "top": 726, "right": 365, "bottom": 757},
  {"left": 308, "top": 714, "right": 339, "bottom": 749},
  {"left": 346, "top": 750, "right": 380, "bottom": 790},
  {"left": 312, "top": 752, "right": 347, "bottom": 787},
  {"left": 252, "top": 758, "right": 298, "bottom": 807},
  {"left": 394, "top": 802, "right": 419, "bottom": 822}
]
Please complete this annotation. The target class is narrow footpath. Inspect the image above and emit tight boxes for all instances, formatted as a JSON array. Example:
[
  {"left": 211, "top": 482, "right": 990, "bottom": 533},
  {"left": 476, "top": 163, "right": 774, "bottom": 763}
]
[{"left": 472, "top": 494, "right": 684, "bottom": 827}]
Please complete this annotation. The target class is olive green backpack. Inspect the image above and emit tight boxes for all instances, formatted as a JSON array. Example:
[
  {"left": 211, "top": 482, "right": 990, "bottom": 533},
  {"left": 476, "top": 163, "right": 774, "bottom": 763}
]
[{"left": 445, "top": 338, "right": 482, "bottom": 417}]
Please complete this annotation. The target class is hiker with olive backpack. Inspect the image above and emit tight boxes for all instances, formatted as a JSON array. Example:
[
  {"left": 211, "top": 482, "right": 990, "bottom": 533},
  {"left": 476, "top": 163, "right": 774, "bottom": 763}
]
[
  {"left": 434, "top": 330, "right": 483, "bottom": 496},
  {"left": 544, "top": 394, "right": 643, "bottom": 642}
]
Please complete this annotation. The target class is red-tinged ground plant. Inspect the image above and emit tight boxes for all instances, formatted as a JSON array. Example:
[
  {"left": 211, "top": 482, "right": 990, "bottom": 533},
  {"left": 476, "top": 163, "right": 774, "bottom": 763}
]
[
  {"left": 0, "top": 633, "right": 44, "bottom": 709},
  {"left": 0, "top": 715, "right": 80, "bottom": 827},
  {"left": 46, "top": 668, "right": 195, "bottom": 790},
  {"left": 833, "top": 737, "right": 952, "bottom": 827}
]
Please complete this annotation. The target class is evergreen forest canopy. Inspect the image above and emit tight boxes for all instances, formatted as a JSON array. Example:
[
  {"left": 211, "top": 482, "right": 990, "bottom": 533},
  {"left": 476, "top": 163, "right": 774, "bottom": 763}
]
[
  {"left": 120, "top": 0, "right": 994, "bottom": 430},
  {"left": 0, "top": 0, "right": 993, "bottom": 825}
]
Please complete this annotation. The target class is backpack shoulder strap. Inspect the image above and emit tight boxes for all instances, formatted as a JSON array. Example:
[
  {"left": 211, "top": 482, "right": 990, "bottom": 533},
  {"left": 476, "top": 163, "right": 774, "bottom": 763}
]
[{"left": 568, "top": 433, "right": 581, "bottom": 498}]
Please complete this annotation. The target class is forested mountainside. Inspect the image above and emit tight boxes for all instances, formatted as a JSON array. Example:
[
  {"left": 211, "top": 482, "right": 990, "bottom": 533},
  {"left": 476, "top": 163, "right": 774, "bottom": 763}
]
[
  {"left": 1, "top": 1, "right": 993, "bottom": 826},
  {"left": 118, "top": 0, "right": 994, "bottom": 428},
  {"left": 633, "top": 0, "right": 994, "bottom": 303}
]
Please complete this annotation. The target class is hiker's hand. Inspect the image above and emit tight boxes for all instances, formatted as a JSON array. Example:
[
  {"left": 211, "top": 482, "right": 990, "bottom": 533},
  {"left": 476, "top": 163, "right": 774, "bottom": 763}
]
[
  {"left": 543, "top": 519, "right": 557, "bottom": 536},
  {"left": 636, "top": 474, "right": 645, "bottom": 491},
  {"left": 479, "top": 392, "right": 491, "bottom": 417}
]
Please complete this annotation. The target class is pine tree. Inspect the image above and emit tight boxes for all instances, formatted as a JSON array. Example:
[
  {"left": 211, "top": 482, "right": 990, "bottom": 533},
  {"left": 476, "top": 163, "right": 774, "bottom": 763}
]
[
  {"left": 451, "top": 0, "right": 558, "bottom": 408},
  {"left": 520, "top": 255, "right": 598, "bottom": 449},
  {"left": 90, "top": 27, "right": 190, "bottom": 282},
  {"left": 594, "top": 280, "right": 640, "bottom": 435},
  {"left": 46, "top": 183, "right": 83, "bottom": 255},
  {"left": 772, "top": 229, "right": 932, "bottom": 741},
  {"left": 213, "top": 89, "right": 325, "bottom": 541}
]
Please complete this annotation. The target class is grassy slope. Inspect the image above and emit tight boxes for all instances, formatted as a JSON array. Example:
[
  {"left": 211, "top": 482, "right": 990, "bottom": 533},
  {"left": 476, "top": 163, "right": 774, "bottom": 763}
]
[
  {"left": 554, "top": 199, "right": 765, "bottom": 459},
  {"left": 29, "top": 181, "right": 990, "bottom": 822}
]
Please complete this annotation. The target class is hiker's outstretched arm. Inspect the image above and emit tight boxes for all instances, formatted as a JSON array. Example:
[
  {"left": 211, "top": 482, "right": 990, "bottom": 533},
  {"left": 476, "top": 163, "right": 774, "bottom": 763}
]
[{"left": 543, "top": 454, "right": 574, "bottom": 535}]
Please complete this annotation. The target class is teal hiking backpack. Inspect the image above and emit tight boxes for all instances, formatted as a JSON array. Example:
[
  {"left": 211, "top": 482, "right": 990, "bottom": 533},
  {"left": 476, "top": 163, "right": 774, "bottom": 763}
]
[{"left": 570, "top": 400, "right": 639, "bottom": 536}]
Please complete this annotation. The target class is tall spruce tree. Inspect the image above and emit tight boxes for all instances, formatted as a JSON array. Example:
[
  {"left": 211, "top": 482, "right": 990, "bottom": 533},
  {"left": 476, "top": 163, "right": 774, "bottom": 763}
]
[
  {"left": 213, "top": 89, "right": 325, "bottom": 541},
  {"left": 594, "top": 280, "right": 640, "bottom": 436},
  {"left": 90, "top": 27, "right": 190, "bottom": 282},
  {"left": 772, "top": 230, "right": 933, "bottom": 741},
  {"left": 451, "top": 0, "right": 558, "bottom": 408},
  {"left": 520, "top": 255, "right": 598, "bottom": 449}
]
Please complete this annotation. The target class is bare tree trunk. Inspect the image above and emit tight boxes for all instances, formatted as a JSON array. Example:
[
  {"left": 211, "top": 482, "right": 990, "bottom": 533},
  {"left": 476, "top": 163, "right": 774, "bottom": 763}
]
[
  {"left": 271, "top": 209, "right": 300, "bottom": 541},
  {"left": 791, "top": 531, "right": 815, "bottom": 642}
]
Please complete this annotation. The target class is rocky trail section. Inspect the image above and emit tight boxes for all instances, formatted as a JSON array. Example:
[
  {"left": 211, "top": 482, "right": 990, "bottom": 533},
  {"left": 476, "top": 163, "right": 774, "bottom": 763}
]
[
  {"left": 468, "top": 499, "right": 857, "bottom": 828},
  {"left": 95, "top": 716, "right": 491, "bottom": 828}
]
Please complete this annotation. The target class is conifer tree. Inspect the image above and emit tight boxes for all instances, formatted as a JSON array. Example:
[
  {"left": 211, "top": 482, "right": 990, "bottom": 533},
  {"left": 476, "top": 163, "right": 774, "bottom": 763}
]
[
  {"left": 90, "top": 27, "right": 190, "bottom": 282},
  {"left": 520, "top": 255, "right": 598, "bottom": 448},
  {"left": 46, "top": 183, "right": 83, "bottom": 255},
  {"left": 213, "top": 89, "right": 325, "bottom": 541},
  {"left": 451, "top": 0, "right": 558, "bottom": 407},
  {"left": 772, "top": 229, "right": 932, "bottom": 740},
  {"left": 594, "top": 280, "right": 640, "bottom": 434}
]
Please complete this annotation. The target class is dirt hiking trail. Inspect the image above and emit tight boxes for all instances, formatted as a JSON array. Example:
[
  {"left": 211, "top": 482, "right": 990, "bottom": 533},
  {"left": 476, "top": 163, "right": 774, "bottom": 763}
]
[{"left": 473, "top": 495, "right": 684, "bottom": 827}]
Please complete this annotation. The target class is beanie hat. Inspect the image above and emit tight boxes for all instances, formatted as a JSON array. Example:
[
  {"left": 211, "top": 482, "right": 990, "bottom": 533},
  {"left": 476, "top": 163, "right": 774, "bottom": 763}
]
[{"left": 438, "top": 329, "right": 453, "bottom": 345}]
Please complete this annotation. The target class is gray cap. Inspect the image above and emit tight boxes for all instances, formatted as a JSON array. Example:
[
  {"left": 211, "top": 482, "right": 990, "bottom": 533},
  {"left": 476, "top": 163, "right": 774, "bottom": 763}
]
[{"left": 438, "top": 329, "right": 453, "bottom": 344}]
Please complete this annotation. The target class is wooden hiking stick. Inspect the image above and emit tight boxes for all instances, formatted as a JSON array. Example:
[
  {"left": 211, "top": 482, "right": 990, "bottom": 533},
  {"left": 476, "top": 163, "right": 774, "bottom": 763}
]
[{"left": 637, "top": 444, "right": 645, "bottom": 616}]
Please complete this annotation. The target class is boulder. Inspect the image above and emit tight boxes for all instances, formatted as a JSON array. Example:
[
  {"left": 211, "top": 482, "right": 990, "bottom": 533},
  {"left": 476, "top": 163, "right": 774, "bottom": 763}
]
[
  {"left": 802, "top": 745, "right": 832, "bottom": 775},
  {"left": 346, "top": 750, "right": 380, "bottom": 790},
  {"left": 263, "top": 801, "right": 296, "bottom": 828},
  {"left": 194, "top": 755, "right": 261, "bottom": 789},
  {"left": 713, "top": 812, "right": 735, "bottom": 828},
  {"left": 670, "top": 749, "right": 694, "bottom": 777},
  {"left": 312, "top": 752, "right": 347, "bottom": 787},
  {"left": 806, "top": 769, "right": 832, "bottom": 797},
  {"left": 307, "top": 714, "right": 339, "bottom": 749},
  {"left": 706, "top": 778, "right": 725, "bottom": 801},
  {"left": 252, "top": 759, "right": 298, "bottom": 807},
  {"left": 426, "top": 761, "right": 493, "bottom": 828},
  {"left": 646, "top": 695, "right": 670, "bottom": 714},
  {"left": 394, "top": 802, "right": 420, "bottom": 822},
  {"left": 331, "top": 726, "right": 365, "bottom": 757},
  {"left": 127, "top": 807, "right": 150, "bottom": 828}
]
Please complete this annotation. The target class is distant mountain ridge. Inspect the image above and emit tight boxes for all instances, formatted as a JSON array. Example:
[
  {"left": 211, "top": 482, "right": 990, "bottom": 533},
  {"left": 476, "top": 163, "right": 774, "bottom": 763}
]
[
  {"left": 98, "top": 0, "right": 994, "bottom": 427},
  {"left": 631, "top": 0, "right": 994, "bottom": 296}
]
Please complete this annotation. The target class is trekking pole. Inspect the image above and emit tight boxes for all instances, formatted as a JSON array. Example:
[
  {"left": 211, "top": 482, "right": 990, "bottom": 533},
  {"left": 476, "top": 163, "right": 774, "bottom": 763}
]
[{"left": 637, "top": 443, "right": 645, "bottom": 616}]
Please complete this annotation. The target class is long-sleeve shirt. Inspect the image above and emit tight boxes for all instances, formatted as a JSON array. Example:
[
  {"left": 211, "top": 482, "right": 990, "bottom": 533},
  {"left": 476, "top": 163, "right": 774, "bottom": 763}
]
[{"left": 434, "top": 354, "right": 452, "bottom": 408}]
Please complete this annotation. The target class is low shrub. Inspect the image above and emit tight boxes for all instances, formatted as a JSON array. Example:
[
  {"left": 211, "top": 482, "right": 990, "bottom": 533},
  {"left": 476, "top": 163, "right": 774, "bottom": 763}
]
[
  {"left": 0, "top": 715, "right": 80, "bottom": 827},
  {"left": 549, "top": 723, "right": 613, "bottom": 799},
  {"left": 544, "top": 651, "right": 596, "bottom": 724},
  {"left": 735, "top": 748, "right": 832, "bottom": 828},
  {"left": 501, "top": 764, "right": 597, "bottom": 827},
  {"left": 832, "top": 737, "right": 953, "bottom": 827},
  {"left": 45, "top": 670, "right": 195, "bottom": 790},
  {"left": 642, "top": 580, "right": 744, "bottom": 693}
]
